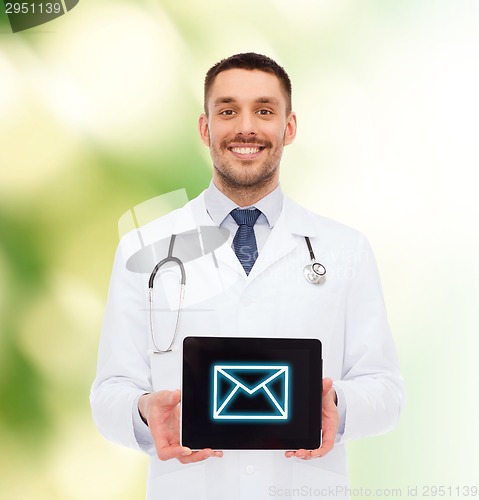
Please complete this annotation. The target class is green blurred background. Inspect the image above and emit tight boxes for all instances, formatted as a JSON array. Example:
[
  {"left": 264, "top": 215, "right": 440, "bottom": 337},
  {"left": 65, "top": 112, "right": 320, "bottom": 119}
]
[{"left": 1, "top": 1, "right": 478, "bottom": 498}]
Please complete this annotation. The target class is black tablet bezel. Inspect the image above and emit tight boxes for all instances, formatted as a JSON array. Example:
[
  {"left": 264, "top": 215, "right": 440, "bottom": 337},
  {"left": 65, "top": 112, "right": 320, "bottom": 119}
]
[{"left": 181, "top": 336, "right": 322, "bottom": 450}]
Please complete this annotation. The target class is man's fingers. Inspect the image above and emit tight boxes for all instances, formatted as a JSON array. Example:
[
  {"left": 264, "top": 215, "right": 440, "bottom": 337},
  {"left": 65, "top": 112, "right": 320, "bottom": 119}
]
[
  {"left": 142, "top": 389, "right": 218, "bottom": 464},
  {"left": 285, "top": 436, "right": 334, "bottom": 460},
  {"left": 295, "top": 448, "right": 309, "bottom": 459},
  {"left": 285, "top": 449, "right": 309, "bottom": 459},
  {"left": 157, "top": 445, "right": 192, "bottom": 461},
  {"left": 156, "top": 443, "right": 223, "bottom": 463},
  {"left": 177, "top": 449, "right": 223, "bottom": 464},
  {"left": 154, "top": 389, "right": 181, "bottom": 409},
  {"left": 322, "top": 377, "right": 333, "bottom": 395},
  {"left": 284, "top": 378, "right": 338, "bottom": 461},
  {"left": 167, "top": 389, "right": 181, "bottom": 406}
]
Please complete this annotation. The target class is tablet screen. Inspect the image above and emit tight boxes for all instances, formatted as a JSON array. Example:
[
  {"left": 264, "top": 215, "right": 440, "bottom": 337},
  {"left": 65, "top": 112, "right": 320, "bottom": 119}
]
[{"left": 181, "top": 336, "right": 322, "bottom": 450}]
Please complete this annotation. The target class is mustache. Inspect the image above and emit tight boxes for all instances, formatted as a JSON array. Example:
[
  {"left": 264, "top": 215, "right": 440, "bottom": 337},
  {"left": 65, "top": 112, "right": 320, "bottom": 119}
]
[{"left": 220, "top": 136, "right": 273, "bottom": 149}]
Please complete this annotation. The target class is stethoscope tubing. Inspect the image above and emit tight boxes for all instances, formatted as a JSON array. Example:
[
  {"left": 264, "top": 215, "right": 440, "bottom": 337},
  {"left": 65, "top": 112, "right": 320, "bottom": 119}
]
[
  {"left": 148, "top": 234, "right": 326, "bottom": 353},
  {"left": 148, "top": 234, "right": 186, "bottom": 288},
  {"left": 148, "top": 234, "right": 186, "bottom": 353}
]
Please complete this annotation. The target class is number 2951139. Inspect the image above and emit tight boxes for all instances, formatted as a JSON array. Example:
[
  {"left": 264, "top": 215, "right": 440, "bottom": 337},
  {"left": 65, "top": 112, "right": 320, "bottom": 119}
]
[{"left": 5, "top": 3, "right": 62, "bottom": 15}]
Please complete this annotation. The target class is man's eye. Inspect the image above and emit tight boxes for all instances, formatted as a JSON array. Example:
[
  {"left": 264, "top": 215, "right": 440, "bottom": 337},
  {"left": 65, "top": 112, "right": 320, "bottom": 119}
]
[
  {"left": 257, "top": 109, "right": 273, "bottom": 115},
  {"left": 220, "top": 110, "right": 236, "bottom": 116}
]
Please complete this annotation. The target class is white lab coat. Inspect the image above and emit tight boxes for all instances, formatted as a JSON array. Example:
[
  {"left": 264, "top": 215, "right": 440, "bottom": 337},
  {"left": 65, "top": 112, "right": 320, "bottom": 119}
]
[{"left": 91, "top": 192, "right": 405, "bottom": 500}]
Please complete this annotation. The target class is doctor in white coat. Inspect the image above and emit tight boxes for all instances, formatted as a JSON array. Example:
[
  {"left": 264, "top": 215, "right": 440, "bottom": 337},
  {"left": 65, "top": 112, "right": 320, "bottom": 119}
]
[{"left": 91, "top": 53, "right": 405, "bottom": 500}]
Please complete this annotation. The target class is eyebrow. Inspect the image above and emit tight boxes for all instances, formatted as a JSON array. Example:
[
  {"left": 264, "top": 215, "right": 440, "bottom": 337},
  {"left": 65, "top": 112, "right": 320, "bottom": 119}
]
[
  {"left": 256, "top": 97, "right": 280, "bottom": 106},
  {"left": 213, "top": 96, "right": 281, "bottom": 107},
  {"left": 213, "top": 97, "right": 235, "bottom": 107}
]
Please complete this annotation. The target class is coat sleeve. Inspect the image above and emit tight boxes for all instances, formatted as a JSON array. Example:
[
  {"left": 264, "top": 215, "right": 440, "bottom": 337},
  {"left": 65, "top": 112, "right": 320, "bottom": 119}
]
[
  {"left": 333, "top": 234, "right": 406, "bottom": 443},
  {"left": 90, "top": 241, "right": 155, "bottom": 453}
]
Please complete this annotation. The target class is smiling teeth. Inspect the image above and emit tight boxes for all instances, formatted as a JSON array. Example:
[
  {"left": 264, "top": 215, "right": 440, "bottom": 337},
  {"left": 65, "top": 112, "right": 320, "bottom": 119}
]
[{"left": 231, "top": 147, "right": 260, "bottom": 154}]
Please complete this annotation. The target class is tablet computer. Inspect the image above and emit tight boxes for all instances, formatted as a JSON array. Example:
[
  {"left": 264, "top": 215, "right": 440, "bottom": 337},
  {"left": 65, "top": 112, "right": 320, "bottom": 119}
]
[{"left": 181, "top": 336, "right": 322, "bottom": 450}]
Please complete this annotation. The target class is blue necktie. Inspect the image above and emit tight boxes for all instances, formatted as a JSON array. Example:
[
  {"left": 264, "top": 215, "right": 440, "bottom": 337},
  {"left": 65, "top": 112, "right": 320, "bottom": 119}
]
[{"left": 230, "top": 208, "right": 262, "bottom": 275}]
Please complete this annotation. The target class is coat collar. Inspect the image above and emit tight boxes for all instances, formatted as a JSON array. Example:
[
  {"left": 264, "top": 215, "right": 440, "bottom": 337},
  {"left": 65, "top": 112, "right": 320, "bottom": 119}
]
[
  {"left": 172, "top": 191, "right": 320, "bottom": 238},
  {"left": 169, "top": 192, "right": 320, "bottom": 280},
  {"left": 281, "top": 197, "right": 321, "bottom": 238}
]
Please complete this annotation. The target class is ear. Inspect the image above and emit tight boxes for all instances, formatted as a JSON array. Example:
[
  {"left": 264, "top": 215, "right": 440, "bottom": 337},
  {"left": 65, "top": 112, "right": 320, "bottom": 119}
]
[
  {"left": 283, "top": 111, "right": 297, "bottom": 146},
  {"left": 198, "top": 114, "right": 210, "bottom": 147}
]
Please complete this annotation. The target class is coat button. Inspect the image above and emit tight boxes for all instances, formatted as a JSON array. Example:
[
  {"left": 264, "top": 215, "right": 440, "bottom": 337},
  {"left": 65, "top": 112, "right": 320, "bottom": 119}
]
[{"left": 245, "top": 464, "right": 255, "bottom": 475}]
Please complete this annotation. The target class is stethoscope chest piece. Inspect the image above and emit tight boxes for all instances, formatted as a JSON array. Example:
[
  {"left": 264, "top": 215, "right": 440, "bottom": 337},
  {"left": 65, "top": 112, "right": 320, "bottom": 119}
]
[
  {"left": 304, "top": 261, "right": 326, "bottom": 284},
  {"left": 303, "top": 236, "right": 326, "bottom": 285}
]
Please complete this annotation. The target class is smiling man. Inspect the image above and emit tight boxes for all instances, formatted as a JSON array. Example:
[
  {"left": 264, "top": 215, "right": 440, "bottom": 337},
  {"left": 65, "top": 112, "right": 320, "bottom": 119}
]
[
  {"left": 91, "top": 53, "right": 405, "bottom": 500},
  {"left": 199, "top": 66, "right": 296, "bottom": 205}
]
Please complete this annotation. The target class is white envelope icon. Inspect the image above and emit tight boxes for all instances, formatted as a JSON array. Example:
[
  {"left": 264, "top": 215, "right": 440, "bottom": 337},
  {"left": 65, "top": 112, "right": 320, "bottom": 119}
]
[{"left": 213, "top": 365, "right": 289, "bottom": 420}]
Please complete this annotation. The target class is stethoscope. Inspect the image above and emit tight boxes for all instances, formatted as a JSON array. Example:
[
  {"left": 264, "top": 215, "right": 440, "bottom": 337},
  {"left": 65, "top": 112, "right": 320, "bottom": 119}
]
[
  {"left": 303, "top": 236, "right": 327, "bottom": 284},
  {"left": 148, "top": 234, "right": 326, "bottom": 354},
  {"left": 148, "top": 234, "right": 186, "bottom": 354}
]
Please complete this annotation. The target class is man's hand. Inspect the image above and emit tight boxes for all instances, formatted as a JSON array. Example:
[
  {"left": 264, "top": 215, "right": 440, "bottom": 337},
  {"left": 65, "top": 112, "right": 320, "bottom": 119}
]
[
  {"left": 285, "top": 377, "right": 339, "bottom": 460},
  {"left": 138, "top": 390, "right": 223, "bottom": 464}
]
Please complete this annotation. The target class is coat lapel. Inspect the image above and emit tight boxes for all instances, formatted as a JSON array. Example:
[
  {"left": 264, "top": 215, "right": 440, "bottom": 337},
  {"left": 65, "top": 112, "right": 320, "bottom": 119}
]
[
  {"left": 248, "top": 197, "right": 321, "bottom": 281},
  {"left": 170, "top": 192, "right": 322, "bottom": 282},
  {"left": 173, "top": 193, "right": 245, "bottom": 277},
  {"left": 247, "top": 213, "right": 296, "bottom": 279}
]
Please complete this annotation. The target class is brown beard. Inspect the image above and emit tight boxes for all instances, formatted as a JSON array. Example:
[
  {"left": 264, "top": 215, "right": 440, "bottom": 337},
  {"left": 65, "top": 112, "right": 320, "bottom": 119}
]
[{"left": 209, "top": 132, "right": 285, "bottom": 204}]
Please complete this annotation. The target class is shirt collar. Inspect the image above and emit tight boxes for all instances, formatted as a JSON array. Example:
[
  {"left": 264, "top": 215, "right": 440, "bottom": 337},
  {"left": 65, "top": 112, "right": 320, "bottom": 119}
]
[{"left": 204, "top": 180, "right": 284, "bottom": 228}]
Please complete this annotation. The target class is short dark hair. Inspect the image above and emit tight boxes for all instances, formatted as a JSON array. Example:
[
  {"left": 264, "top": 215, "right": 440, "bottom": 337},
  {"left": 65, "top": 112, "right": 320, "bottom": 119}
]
[{"left": 204, "top": 52, "right": 292, "bottom": 115}]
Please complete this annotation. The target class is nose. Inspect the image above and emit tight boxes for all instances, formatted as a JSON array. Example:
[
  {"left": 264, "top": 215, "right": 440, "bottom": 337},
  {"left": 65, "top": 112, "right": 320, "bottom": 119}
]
[{"left": 235, "top": 111, "right": 258, "bottom": 136}]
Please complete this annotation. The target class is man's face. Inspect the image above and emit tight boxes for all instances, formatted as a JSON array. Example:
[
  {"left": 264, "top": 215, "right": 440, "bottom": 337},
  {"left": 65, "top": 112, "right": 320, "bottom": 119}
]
[{"left": 199, "top": 69, "right": 297, "bottom": 192}]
